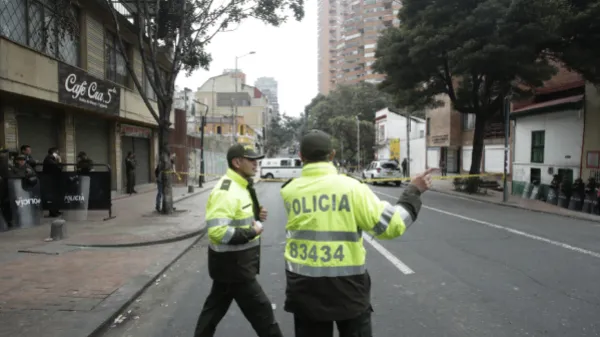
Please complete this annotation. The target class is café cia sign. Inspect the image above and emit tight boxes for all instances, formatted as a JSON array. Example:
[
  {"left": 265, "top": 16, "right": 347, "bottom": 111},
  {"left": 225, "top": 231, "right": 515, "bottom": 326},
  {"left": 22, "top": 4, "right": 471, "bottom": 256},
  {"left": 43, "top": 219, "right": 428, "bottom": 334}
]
[{"left": 58, "top": 62, "right": 121, "bottom": 115}]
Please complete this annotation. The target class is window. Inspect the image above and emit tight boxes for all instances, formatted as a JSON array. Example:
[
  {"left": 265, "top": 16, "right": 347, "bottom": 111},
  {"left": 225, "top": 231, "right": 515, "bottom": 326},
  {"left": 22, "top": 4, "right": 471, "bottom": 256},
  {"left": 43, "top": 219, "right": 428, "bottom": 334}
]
[
  {"left": 144, "top": 67, "right": 158, "bottom": 100},
  {"left": 462, "top": 113, "right": 476, "bottom": 130},
  {"left": 426, "top": 118, "right": 430, "bottom": 135},
  {"left": 0, "top": 0, "right": 80, "bottom": 66},
  {"left": 105, "top": 31, "right": 128, "bottom": 86},
  {"left": 216, "top": 126, "right": 222, "bottom": 135},
  {"left": 531, "top": 130, "right": 545, "bottom": 163},
  {"left": 377, "top": 124, "right": 385, "bottom": 142},
  {"left": 587, "top": 151, "right": 600, "bottom": 168},
  {"left": 280, "top": 160, "right": 290, "bottom": 167},
  {"left": 294, "top": 159, "right": 302, "bottom": 167}
]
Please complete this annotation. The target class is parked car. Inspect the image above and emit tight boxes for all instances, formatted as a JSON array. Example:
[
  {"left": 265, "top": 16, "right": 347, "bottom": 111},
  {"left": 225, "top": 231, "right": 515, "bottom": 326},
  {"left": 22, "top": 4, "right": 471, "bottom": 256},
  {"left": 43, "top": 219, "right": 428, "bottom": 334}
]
[{"left": 362, "top": 160, "right": 403, "bottom": 186}]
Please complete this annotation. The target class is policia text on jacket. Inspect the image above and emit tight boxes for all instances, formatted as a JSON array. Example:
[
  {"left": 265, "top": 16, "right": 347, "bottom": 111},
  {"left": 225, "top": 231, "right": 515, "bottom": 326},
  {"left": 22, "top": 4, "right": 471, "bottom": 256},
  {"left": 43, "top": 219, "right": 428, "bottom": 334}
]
[{"left": 280, "top": 129, "right": 434, "bottom": 337}]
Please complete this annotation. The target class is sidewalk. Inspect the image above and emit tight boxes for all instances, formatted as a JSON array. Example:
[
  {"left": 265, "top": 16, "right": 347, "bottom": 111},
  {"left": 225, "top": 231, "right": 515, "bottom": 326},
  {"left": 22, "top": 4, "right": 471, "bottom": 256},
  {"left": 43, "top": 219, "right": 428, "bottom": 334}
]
[
  {"left": 430, "top": 178, "right": 600, "bottom": 223},
  {"left": 0, "top": 180, "right": 219, "bottom": 337}
]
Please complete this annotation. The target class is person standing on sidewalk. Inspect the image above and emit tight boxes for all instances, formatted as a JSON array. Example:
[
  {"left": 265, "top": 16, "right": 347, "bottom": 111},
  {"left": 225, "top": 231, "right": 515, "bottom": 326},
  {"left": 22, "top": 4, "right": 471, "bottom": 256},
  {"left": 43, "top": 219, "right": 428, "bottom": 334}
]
[
  {"left": 280, "top": 130, "right": 434, "bottom": 337},
  {"left": 125, "top": 152, "right": 137, "bottom": 195},
  {"left": 194, "top": 144, "right": 282, "bottom": 337}
]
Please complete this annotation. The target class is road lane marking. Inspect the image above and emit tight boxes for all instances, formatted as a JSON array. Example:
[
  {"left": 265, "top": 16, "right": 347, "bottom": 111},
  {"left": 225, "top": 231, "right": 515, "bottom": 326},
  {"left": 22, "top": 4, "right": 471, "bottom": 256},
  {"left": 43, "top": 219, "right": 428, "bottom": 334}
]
[
  {"left": 363, "top": 232, "right": 415, "bottom": 275},
  {"left": 373, "top": 190, "right": 600, "bottom": 260}
]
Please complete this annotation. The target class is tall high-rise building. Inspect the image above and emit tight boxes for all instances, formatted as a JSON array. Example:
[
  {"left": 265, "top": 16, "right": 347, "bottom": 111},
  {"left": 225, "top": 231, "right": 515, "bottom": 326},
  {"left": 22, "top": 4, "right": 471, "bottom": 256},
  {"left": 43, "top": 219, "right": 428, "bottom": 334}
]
[
  {"left": 318, "top": 0, "right": 401, "bottom": 95},
  {"left": 254, "top": 77, "right": 279, "bottom": 115}
]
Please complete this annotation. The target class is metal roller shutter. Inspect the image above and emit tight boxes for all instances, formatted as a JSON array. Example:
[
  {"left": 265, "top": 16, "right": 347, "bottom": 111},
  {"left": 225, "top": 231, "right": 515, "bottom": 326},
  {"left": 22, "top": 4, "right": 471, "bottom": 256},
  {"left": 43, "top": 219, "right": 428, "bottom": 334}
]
[
  {"left": 121, "top": 136, "right": 151, "bottom": 186},
  {"left": 75, "top": 117, "right": 110, "bottom": 168},
  {"left": 133, "top": 137, "right": 150, "bottom": 184},
  {"left": 17, "top": 111, "right": 59, "bottom": 164}
]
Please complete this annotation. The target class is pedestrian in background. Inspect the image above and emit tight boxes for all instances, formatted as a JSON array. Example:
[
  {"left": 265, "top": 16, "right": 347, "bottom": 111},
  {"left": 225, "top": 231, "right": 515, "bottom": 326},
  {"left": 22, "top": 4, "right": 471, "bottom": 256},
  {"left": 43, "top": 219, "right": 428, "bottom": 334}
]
[
  {"left": 43, "top": 147, "right": 63, "bottom": 217},
  {"left": 194, "top": 143, "right": 282, "bottom": 337},
  {"left": 280, "top": 129, "right": 434, "bottom": 337},
  {"left": 125, "top": 152, "right": 137, "bottom": 195}
]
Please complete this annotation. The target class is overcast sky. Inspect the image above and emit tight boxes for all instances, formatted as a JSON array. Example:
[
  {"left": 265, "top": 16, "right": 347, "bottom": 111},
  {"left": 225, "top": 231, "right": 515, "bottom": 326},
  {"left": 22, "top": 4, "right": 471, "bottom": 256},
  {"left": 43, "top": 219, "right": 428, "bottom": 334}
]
[{"left": 175, "top": 1, "right": 318, "bottom": 118}]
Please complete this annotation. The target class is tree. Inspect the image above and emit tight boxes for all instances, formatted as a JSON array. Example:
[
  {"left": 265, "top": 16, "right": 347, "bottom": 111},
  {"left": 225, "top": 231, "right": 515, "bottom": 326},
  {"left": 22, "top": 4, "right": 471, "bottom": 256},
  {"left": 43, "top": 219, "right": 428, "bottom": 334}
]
[
  {"left": 545, "top": 0, "right": 600, "bottom": 83},
  {"left": 100, "top": 0, "right": 304, "bottom": 213},
  {"left": 264, "top": 113, "right": 304, "bottom": 156},
  {"left": 306, "top": 83, "right": 392, "bottom": 164},
  {"left": 373, "top": 0, "right": 567, "bottom": 177}
]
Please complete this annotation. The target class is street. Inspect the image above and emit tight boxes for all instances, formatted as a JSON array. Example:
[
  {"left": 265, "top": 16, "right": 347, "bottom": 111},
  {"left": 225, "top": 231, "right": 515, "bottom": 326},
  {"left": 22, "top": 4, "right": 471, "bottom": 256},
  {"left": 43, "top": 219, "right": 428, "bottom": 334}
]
[{"left": 99, "top": 182, "right": 600, "bottom": 337}]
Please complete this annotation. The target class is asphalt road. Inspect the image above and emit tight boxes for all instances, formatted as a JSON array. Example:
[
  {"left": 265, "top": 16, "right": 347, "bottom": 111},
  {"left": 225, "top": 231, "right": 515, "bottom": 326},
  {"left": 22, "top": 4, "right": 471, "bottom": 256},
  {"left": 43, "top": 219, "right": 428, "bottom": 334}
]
[{"left": 100, "top": 181, "right": 600, "bottom": 337}]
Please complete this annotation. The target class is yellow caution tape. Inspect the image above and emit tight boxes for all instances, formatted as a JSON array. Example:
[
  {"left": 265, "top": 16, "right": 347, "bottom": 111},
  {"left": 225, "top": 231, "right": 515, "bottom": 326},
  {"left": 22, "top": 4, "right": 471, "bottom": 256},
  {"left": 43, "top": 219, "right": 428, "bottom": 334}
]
[{"left": 257, "top": 173, "right": 505, "bottom": 183}]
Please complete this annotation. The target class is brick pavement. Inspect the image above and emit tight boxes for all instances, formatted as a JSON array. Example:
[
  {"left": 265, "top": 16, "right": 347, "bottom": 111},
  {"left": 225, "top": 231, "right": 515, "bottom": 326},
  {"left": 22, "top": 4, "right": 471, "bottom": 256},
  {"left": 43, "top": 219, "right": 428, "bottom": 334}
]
[{"left": 0, "top": 180, "right": 219, "bottom": 337}]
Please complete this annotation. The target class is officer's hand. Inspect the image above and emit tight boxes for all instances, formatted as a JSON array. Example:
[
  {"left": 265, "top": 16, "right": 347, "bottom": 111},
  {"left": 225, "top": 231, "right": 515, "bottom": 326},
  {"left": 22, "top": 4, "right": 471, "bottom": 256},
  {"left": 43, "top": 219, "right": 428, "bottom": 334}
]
[
  {"left": 410, "top": 168, "right": 436, "bottom": 193},
  {"left": 259, "top": 207, "right": 268, "bottom": 222},
  {"left": 252, "top": 221, "right": 264, "bottom": 235}
]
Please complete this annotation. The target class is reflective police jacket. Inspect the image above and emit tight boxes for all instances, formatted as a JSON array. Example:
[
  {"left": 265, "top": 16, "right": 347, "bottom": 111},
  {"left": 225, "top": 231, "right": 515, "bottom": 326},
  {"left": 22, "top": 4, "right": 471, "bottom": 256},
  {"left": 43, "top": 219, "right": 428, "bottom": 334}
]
[
  {"left": 280, "top": 162, "right": 422, "bottom": 321},
  {"left": 206, "top": 169, "right": 261, "bottom": 282}
]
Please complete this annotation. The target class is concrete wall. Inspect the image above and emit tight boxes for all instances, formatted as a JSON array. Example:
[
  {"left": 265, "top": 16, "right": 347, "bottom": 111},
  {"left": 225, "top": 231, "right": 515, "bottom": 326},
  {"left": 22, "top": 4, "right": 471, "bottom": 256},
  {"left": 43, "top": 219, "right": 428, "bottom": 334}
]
[
  {"left": 582, "top": 83, "right": 600, "bottom": 180},
  {"left": 512, "top": 109, "right": 584, "bottom": 188}
]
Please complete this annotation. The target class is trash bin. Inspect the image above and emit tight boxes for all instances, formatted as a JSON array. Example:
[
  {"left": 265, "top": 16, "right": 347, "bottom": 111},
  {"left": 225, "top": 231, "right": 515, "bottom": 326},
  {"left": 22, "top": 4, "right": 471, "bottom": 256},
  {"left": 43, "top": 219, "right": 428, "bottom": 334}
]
[
  {"left": 8, "top": 177, "right": 42, "bottom": 228},
  {"left": 62, "top": 175, "right": 91, "bottom": 221}
]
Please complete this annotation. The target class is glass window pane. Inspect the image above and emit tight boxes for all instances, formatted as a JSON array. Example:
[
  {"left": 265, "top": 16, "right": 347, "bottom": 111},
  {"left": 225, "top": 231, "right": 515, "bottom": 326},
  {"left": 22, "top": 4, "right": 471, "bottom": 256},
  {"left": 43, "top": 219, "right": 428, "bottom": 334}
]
[
  {"left": 0, "top": 0, "right": 27, "bottom": 44},
  {"left": 44, "top": 13, "right": 57, "bottom": 57},
  {"left": 28, "top": 2, "right": 44, "bottom": 50}
]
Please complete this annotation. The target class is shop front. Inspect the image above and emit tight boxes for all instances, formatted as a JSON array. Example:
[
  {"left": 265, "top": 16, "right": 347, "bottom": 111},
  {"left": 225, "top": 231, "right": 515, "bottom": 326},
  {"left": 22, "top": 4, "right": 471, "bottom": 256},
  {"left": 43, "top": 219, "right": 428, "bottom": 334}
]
[
  {"left": 57, "top": 62, "right": 119, "bottom": 169},
  {"left": 15, "top": 104, "right": 61, "bottom": 164},
  {"left": 120, "top": 124, "right": 152, "bottom": 186}
]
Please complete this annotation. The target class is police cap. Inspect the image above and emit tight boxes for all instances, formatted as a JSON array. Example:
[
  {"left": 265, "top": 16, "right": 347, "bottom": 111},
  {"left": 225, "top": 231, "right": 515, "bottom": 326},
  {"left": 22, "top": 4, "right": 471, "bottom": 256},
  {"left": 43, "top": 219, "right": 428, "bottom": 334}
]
[
  {"left": 300, "top": 129, "right": 333, "bottom": 160},
  {"left": 15, "top": 154, "right": 26, "bottom": 160},
  {"left": 226, "top": 143, "right": 265, "bottom": 161}
]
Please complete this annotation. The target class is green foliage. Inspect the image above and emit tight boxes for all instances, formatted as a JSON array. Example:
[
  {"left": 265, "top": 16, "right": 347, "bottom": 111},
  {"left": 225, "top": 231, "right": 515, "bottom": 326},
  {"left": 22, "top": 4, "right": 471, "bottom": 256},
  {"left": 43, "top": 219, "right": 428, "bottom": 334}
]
[
  {"left": 305, "top": 83, "right": 392, "bottom": 163},
  {"left": 373, "top": 0, "right": 570, "bottom": 175},
  {"left": 264, "top": 113, "right": 305, "bottom": 157}
]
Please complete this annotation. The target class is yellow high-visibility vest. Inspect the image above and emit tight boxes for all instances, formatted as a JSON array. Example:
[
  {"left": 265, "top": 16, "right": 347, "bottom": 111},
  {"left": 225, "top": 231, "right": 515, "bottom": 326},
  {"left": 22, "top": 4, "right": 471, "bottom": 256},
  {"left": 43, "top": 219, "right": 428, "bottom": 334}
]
[{"left": 280, "top": 162, "right": 413, "bottom": 277}]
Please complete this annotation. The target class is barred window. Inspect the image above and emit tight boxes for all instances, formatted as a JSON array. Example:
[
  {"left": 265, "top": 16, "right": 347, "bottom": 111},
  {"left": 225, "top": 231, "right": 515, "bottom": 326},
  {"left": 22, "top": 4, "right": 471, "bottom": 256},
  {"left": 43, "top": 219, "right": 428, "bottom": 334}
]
[
  {"left": 0, "top": 0, "right": 80, "bottom": 66},
  {"left": 105, "top": 31, "right": 128, "bottom": 87}
]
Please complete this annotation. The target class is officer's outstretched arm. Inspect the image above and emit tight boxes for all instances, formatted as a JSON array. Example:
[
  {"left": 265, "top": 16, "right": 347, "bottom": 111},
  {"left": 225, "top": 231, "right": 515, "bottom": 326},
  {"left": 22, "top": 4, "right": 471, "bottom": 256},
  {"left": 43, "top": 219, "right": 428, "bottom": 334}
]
[
  {"left": 206, "top": 191, "right": 258, "bottom": 245},
  {"left": 354, "top": 183, "right": 422, "bottom": 240}
]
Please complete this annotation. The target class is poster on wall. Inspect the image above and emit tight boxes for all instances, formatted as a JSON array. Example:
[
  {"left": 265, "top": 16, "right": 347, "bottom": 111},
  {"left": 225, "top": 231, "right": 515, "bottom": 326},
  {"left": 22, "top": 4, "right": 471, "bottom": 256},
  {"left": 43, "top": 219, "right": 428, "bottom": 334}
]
[{"left": 58, "top": 62, "right": 121, "bottom": 115}]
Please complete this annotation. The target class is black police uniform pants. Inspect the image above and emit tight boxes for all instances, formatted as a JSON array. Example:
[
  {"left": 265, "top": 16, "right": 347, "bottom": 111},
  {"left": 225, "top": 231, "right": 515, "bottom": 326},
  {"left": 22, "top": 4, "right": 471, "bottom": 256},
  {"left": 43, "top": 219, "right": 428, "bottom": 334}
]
[
  {"left": 293, "top": 310, "right": 372, "bottom": 337},
  {"left": 126, "top": 170, "right": 135, "bottom": 194},
  {"left": 194, "top": 279, "right": 282, "bottom": 337}
]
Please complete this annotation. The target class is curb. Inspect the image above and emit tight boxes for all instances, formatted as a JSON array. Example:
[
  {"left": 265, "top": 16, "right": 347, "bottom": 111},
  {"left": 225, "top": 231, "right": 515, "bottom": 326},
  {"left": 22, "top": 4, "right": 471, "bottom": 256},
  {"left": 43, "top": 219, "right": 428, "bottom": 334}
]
[
  {"left": 88, "top": 230, "right": 207, "bottom": 337},
  {"left": 431, "top": 188, "right": 600, "bottom": 224}
]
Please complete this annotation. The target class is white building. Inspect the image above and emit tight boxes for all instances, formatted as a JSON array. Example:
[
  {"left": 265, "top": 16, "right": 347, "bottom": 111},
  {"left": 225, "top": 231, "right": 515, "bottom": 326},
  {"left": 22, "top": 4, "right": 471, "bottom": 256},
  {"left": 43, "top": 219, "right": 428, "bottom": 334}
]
[
  {"left": 374, "top": 108, "right": 427, "bottom": 175},
  {"left": 511, "top": 94, "right": 585, "bottom": 191}
]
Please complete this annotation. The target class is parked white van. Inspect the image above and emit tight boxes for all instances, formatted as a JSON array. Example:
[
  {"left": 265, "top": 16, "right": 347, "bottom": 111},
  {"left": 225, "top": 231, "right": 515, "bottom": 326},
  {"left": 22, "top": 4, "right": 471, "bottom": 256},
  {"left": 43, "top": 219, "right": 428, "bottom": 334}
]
[{"left": 259, "top": 157, "right": 302, "bottom": 179}]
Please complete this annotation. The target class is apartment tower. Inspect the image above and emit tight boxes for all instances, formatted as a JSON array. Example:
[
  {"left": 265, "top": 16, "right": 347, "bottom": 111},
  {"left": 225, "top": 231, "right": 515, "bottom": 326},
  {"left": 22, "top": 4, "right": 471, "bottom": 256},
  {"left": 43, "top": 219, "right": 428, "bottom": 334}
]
[{"left": 318, "top": 0, "right": 401, "bottom": 95}]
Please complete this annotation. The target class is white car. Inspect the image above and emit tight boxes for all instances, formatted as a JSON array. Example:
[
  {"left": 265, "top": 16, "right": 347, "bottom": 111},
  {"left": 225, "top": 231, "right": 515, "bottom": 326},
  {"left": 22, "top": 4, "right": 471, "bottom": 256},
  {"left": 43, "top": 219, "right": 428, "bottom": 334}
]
[{"left": 362, "top": 160, "right": 403, "bottom": 186}]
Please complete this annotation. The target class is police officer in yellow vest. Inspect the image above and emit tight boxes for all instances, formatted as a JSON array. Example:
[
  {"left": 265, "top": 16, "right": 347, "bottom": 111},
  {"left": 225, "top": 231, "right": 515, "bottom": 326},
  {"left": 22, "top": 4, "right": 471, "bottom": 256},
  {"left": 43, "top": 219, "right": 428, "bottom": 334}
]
[
  {"left": 194, "top": 144, "right": 283, "bottom": 337},
  {"left": 280, "top": 130, "right": 434, "bottom": 337}
]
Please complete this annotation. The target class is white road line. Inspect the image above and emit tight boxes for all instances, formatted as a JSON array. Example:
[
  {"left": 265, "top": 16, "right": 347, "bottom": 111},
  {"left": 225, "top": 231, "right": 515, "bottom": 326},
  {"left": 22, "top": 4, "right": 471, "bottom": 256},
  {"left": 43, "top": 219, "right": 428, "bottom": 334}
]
[
  {"left": 362, "top": 232, "right": 415, "bottom": 275},
  {"left": 373, "top": 190, "right": 600, "bottom": 260}
]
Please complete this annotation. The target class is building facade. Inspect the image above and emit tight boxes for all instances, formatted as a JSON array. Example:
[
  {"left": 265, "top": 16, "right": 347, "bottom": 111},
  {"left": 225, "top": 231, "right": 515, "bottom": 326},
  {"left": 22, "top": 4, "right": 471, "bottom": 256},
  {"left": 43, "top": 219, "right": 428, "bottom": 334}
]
[
  {"left": 254, "top": 77, "right": 279, "bottom": 115},
  {"left": 374, "top": 108, "right": 426, "bottom": 174},
  {"left": 425, "top": 95, "right": 510, "bottom": 175},
  {"left": 318, "top": 0, "right": 401, "bottom": 95},
  {"left": 195, "top": 73, "right": 273, "bottom": 151},
  {"left": 0, "top": 0, "right": 174, "bottom": 192}
]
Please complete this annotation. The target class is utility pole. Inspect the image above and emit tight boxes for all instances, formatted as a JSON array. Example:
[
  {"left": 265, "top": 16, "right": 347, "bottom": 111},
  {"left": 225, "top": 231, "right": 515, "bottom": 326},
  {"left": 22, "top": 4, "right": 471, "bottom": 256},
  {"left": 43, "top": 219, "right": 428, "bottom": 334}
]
[
  {"left": 233, "top": 51, "right": 256, "bottom": 144},
  {"left": 194, "top": 100, "right": 210, "bottom": 188},
  {"left": 356, "top": 116, "right": 360, "bottom": 170},
  {"left": 503, "top": 94, "right": 511, "bottom": 202},
  {"left": 406, "top": 110, "right": 411, "bottom": 177}
]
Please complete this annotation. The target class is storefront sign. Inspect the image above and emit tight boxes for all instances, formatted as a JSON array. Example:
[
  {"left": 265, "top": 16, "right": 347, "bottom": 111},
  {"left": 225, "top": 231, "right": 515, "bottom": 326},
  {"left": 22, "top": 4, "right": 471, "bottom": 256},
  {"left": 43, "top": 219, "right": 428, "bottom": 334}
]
[
  {"left": 58, "top": 63, "right": 121, "bottom": 115},
  {"left": 431, "top": 135, "right": 449, "bottom": 145},
  {"left": 120, "top": 124, "right": 151, "bottom": 138}
]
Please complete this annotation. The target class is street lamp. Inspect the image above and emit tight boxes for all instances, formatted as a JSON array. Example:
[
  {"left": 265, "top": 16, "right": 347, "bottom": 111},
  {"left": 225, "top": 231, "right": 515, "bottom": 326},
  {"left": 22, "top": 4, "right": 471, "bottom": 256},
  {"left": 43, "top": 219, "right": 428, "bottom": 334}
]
[{"left": 233, "top": 51, "right": 256, "bottom": 143}]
